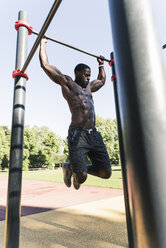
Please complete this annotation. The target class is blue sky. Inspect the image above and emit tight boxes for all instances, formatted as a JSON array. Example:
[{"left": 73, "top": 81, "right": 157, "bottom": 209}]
[{"left": 0, "top": 0, "right": 166, "bottom": 138}]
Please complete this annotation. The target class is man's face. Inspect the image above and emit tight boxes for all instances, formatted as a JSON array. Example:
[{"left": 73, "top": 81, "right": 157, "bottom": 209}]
[{"left": 76, "top": 68, "right": 91, "bottom": 88}]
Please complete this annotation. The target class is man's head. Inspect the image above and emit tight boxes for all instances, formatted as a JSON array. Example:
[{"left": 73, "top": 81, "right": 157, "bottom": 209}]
[{"left": 74, "top": 63, "right": 91, "bottom": 88}]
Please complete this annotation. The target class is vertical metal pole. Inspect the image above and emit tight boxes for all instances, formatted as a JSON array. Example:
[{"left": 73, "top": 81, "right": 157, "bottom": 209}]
[
  {"left": 108, "top": 0, "right": 166, "bottom": 247},
  {"left": 110, "top": 52, "right": 134, "bottom": 247},
  {"left": 4, "top": 11, "right": 28, "bottom": 248}
]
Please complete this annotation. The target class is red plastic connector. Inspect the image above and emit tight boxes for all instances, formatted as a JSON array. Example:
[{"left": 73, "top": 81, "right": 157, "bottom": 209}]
[
  {"left": 108, "top": 59, "right": 116, "bottom": 82},
  {"left": 15, "top": 20, "right": 33, "bottom": 35},
  {"left": 12, "top": 69, "right": 29, "bottom": 80},
  {"left": 109, "top": 59, "right": 114, "bottom": 67},
  {"left": 111, "top": 74, "right": 116, "bottom": 81}
]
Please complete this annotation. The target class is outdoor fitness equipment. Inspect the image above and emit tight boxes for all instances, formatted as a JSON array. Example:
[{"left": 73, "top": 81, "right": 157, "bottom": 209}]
[
  {"left": 5, "top": 0, "right": 166, "bottom": 247},
  {"left": 109, "top": 0, "right": 166, "bottom": 247},
  {"left": 5, "top": 1, "right": 62, "bottom": 247}
]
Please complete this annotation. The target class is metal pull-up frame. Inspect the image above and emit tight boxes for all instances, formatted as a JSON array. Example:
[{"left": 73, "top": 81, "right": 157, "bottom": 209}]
[
  {"left": 6, "top": 0, "right": 166, "bottom": 247},
  {"left": 5, "top": 1, "right": 62, "bottom": 247},
  {"left": 109, "top": 0, "right": 166, "bottom": 247},
  {"left": 31, "top": 30, "right": 110, "bottom": 62}
]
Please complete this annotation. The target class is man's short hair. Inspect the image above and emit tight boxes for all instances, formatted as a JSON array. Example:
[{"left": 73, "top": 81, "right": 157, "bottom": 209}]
[{"left": 74, "top": 63, "right": 90, "bottom": 74}]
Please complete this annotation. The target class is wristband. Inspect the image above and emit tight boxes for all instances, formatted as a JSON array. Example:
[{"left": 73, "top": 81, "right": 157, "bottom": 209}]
[{"left": 99, "top": 65, "right": 104, "bottom": 67}]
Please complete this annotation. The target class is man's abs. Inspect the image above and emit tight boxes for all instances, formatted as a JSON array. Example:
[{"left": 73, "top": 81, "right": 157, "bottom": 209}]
[
  {"left": 71, "top": 107, "right": 95, "bottom": 129},
  {"left": 62, "top": 80, "right": 96, "bottom": 128}
]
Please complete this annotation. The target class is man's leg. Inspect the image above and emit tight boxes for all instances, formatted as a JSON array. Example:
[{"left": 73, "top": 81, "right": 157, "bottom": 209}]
[
  {"left": 87, "top": 163, "right": 111, "bottom": 178},
  {"left": 69, "top": 147, "right": 88, "bottom": 190},
  {"left": 72, "top": 171, "right": 87, "bottom": 190},
  {"left": 87, "top": 131, "right": 112, "bottom": 179},
  {"left": 62, "top": 162, "right": 86, "bottom": 190},
  {"left": 67, "top": 126, "right": 87, "bottom": 189},
  {"left": 62, "top": 162, "right": 73, "bottom": 187}
]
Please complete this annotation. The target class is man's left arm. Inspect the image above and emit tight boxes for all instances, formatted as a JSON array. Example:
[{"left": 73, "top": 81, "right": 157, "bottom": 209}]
[{"left": 90, "top": 56, "right": 106, "bottom": 92}]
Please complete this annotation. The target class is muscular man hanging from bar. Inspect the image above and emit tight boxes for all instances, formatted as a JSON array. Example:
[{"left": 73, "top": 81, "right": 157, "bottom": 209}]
[{"left": 39, "top": 38, "right": 111, "bottom": 190}]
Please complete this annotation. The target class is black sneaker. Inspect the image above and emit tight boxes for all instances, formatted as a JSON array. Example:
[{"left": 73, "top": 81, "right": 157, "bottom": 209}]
[
  {"left": 62, "top": 162, "right": 72, "bottom": 187},
  {"left": 73, "top": 177, "right": 80, "bottom": 190}
]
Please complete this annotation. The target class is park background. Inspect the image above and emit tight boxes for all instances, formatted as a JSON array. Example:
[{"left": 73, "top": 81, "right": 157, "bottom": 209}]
[{"left": 0, "top": 0, "right": 166, "bottom": 170}]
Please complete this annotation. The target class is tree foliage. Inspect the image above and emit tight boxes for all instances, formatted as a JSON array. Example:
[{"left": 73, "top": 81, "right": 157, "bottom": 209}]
[
  {"left": 0, "top": 118, "right": 120, "bottom": 171},
  {"left": 23, "top": 126, "right": 63, "bottom": 170},
  {"left": 96, "top": 116, "right": 120, "bottom": 165},
  {"left": 0, "top": 126, "right": 10, "bottom": 170},
  {"left": 0, "top": 125, "right": 63, "bottom": 171}
]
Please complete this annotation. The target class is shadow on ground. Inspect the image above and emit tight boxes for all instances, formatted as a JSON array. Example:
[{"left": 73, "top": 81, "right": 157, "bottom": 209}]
[
  {"left": 16, "top": 208, "right": 128, "bottom": 248},
  {"left": 0, "top": 205, "right": 55, "bottom": 221}
]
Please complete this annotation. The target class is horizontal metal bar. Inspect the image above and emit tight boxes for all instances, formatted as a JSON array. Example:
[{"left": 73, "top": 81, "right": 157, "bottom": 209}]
[
  {"left": 32, "top": 30, "right": 111, "bottom": 62},
  {"left": 163, "top": 44, "right": 166, "bottom": 49}
]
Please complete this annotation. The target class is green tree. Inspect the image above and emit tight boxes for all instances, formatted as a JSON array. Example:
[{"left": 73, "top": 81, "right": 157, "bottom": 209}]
[
  {"left": 95, "top": 116, "right": 120, "bottom": 165},
  {"left": 42, "top": 130, "right": 62, "bottom": 169},
  {"left": 0, "top": 125, "right": 64, "bottom": 171},
  {"left": 63, "top": 138, "right": 69, "bottom": 162},
  {"left": 24, "top": 126, "right": 63, "bottom": 170},
  {"left": 23, "top": 125, "right": 38, "bottom": 170},
  {"left": 0, "top": 126, "right": 10, "bottom": 170}
]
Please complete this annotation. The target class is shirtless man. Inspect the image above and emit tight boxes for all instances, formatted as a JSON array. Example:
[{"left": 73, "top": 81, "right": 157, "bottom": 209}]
[{"left": 39, "top": 38, "right": 111, "bottom": 190}]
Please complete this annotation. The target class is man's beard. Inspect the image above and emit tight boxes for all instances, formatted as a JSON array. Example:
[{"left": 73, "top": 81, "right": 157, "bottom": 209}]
[{"left": 76, "top": 80, "right": 87, "bottom": 88}]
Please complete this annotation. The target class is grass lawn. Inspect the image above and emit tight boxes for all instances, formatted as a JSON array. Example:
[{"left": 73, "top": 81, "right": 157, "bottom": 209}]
[{"left": 0, "top": 167, "right": 123, "bottom": 189}]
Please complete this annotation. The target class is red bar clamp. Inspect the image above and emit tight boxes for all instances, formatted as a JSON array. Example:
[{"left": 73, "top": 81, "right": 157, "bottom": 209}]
[
  {"left": 12, "top": 69, "right": 29, "bottom": 80},
  {"left": 111, "top": 74, "right": 116, "bottom": 81},
  {"left": 108, "top": 59, "right": 116, "bottom": 82},
  {"left": 15, "top": 20, "right": 33, "bottom": 35},
  {"left": 109, "top": 59, "right": 114, "bottom": 67}
]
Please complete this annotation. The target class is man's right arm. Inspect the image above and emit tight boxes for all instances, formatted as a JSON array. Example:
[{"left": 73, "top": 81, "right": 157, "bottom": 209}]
[{"left": 39, "top": 38, "right": 69, "bottom": 85}]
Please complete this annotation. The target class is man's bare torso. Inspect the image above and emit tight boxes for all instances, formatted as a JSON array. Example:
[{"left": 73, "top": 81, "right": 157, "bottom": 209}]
[
  {"left": 39, "top": 39, "right": 106, "bottom": 129},
  {"left": 61, "top": 78, "right": 95, "bottom": 129}
]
